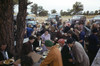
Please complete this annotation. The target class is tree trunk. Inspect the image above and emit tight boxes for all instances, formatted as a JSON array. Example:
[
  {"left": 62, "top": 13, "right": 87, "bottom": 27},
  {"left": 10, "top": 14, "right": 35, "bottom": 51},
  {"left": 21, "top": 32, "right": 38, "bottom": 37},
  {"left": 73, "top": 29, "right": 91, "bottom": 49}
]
[
  {"left": 16, "top": 0, "right": 28, "bottom": 58},
  {"left": 0, "top": 0, "right": 15, "bottom": 55}
]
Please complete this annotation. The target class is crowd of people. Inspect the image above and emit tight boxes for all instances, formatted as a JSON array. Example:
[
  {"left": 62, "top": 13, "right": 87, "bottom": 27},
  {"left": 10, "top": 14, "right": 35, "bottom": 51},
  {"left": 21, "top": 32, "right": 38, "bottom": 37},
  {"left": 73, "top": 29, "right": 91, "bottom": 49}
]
[{"left": 0, "top": 16, "right": 100, "bottom": 66}]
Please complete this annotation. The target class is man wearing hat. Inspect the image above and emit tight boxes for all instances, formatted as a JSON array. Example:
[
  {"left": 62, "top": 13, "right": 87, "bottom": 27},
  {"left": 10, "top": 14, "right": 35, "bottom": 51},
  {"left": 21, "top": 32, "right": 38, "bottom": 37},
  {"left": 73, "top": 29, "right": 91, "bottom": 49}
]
[
  {"left": 58, "top": 39, "right": 74, "bottom": 66},
  {"left": 88, "top": 28, "right": 99, "bottom": 65},
  {"left": 40, "top": 40, "right": 63, "bottom": 66},
  {"left": 67, "top": 38, "right": 90, "bottom": 66}
]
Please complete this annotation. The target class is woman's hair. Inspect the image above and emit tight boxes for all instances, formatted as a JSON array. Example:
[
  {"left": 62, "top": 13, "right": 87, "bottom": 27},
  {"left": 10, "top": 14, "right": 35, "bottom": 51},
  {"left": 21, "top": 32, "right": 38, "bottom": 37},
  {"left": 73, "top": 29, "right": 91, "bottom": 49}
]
[
  {"left": 21, "top": 55, "right": 34, "bottom": 66},
  {"left": 91, "top": 23, "right": 97, "bottom": 30},
  {"left": 29, "top": 36, "right": 36, "bottom": 40}
]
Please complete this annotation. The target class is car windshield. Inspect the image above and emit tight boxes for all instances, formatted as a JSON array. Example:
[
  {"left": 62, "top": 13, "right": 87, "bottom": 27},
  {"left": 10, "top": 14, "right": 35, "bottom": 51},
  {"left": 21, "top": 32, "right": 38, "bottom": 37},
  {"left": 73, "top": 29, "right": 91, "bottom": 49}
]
[
  {"left": 49, "top": 15, "right": 56, "bottom": 18},
  {"left": 72, "top": 16, "right": 81, "bottom": 19},
  {"left": 93, "top": 15, "right": 100, "bottom": 19},
  {"left": 26, "top": 16, "right": 36, "bottom": 21}
]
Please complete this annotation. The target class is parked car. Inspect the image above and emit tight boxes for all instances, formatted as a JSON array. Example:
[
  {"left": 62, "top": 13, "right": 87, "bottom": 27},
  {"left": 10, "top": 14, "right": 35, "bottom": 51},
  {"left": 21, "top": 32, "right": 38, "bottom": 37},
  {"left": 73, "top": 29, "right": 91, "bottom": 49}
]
[
  {"left": 89, "top": 15, "right": 100, "bottom": 24},
  {"left": 13, "top": 14, "right": 37, "bottom": 26},
  {"left": 26, "top": 15, "right": 38, "bottom": 27},
  {"left": 70, "top": 15, "right": 86, "bottom": 25},
  {"left": 46, "top": 13, "right": 61, "bottom": 22}
]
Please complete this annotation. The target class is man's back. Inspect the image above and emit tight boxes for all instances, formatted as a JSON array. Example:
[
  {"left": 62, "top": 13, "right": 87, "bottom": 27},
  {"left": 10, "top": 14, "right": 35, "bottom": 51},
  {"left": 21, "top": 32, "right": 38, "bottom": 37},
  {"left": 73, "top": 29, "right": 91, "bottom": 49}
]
[
  {"left": 72, "top": 41, "right": 90, "bottom": 66},
  {"left": 40, "top": 46, "right": 63, "bottom": 66}
]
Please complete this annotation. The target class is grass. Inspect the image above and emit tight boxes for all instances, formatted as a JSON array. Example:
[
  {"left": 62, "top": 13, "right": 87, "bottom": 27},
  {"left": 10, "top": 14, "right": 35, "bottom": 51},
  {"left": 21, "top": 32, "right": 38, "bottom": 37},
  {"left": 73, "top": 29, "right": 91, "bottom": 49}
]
[{"left": 36, "top": 15, "right": 96, "bottom": 23}]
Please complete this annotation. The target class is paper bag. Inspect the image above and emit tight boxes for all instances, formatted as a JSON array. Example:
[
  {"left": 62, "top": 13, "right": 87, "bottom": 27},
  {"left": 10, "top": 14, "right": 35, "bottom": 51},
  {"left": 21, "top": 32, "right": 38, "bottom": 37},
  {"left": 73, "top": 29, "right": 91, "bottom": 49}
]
[{"left": 28, "top": 52, "right": 42, "bottom": 63}]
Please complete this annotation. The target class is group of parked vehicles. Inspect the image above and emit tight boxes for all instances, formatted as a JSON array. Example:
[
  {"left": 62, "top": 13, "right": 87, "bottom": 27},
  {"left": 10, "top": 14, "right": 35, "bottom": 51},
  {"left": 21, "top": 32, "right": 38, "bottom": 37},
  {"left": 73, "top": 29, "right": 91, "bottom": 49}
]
[
  {"left": 45, "top": 14, "right": 100, "bottom": 38},
  {"left": 14, "top": 13, "right": 100, "bottom": 27}
]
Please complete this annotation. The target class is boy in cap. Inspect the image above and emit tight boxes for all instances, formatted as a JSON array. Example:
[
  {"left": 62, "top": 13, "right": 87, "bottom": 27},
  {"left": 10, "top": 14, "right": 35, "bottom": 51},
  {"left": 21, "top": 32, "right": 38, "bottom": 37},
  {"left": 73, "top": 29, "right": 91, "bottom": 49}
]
[
  {"left": 40, "top": 40, "right": 63, "bottom": 66},
  {"left": 58, "top": 39, "right": 74, "bottom": 66}
]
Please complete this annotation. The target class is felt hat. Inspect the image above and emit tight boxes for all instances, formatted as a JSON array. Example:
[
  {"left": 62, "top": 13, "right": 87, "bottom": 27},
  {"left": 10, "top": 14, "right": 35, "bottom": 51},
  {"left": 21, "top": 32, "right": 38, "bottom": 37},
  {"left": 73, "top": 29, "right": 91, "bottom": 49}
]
[
  {"left": 58, "top": 39, "right": 65, "bottom": 44},
  {"left": 45, "top": 40, "right": 54, "bottom": 47},
  {"left": 67, "top": 38, "right": 75, "bottom": 44},
  {"left": 92, "top": 28, "right": 98, "bottom": 33}
]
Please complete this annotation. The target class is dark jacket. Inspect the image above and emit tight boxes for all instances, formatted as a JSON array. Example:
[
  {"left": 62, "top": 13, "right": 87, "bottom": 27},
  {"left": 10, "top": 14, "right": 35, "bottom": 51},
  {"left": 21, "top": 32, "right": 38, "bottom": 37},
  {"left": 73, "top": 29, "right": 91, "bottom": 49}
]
[
  {"left": 33, "top": 39, "right": 40, "bottom": 52},
  {"left": 56, "top": 31, "right": 64, "bottom": 39},
  {"left": 88, "top": 34, "right": 99, "bottom": 53},
  {"left": 0, "top": 51, "right": 13, "bottom": 61},
  {"left": 0, "top": 51, "right": 13, "bottom": 66},
  {"left": 22, "top": 41, "right": 33, "bottom": 55},
  {"left": 79, "top": 31, "right": 85, "bottom": 47},
  {"left": 61, "top": 45, "right": 74, "bottom": 66},
  {"left": 50, "top": 31, "right": 56, "bottom": 40},
  {"left": 63, "top": 26, "right": 70, "bottom": 33}
]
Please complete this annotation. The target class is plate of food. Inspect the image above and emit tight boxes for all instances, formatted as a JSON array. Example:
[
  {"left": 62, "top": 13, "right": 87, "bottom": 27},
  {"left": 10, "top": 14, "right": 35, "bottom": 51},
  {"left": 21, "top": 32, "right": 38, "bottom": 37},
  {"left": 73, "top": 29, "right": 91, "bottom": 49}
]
[
  {"left": 43, "top": 51, "right": 49, "bottom": 56},
  {"left": 42, "top": 55, "right": 47, "bottom": 59},
  {"left": 3, "top": 59, "right": 14, "bottom": 65},
  {"left": 36, "top": 47, "right": 42, "bottom": 51}
]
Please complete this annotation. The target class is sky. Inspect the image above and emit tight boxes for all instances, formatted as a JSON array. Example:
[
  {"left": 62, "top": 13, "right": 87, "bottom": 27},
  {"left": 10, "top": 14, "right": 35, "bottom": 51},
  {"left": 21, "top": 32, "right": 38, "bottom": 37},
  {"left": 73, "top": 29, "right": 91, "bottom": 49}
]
[
  {"left": 14, "top": 0, "right": 100, "bottom": 14},
  {"left": 29, "top": 0, "right": 100, "bottom": 13}
]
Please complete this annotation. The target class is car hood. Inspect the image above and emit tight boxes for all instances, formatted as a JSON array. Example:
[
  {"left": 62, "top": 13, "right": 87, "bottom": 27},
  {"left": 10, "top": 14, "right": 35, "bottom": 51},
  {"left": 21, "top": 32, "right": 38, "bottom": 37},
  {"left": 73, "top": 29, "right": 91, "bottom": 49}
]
[
  {"left": 71, "top": 19, "right": 80, "bottom": 21},
  {"left": 27, "top": 21, "right": 37, "bottom": 25}
]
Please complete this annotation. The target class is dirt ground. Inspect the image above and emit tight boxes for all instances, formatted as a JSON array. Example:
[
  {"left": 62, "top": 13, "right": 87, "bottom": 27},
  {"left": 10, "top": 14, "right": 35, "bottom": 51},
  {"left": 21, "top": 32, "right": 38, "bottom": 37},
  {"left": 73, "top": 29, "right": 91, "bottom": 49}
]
[{"left": 36, "top": 15, "right": 96, "bottom": 23}]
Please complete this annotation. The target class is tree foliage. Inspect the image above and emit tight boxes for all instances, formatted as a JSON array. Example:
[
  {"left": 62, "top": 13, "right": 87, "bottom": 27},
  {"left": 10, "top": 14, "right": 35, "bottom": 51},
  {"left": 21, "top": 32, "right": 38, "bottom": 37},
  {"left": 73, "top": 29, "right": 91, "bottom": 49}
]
[
  {"left": 72, "top": 2, "right": 83, "bottom": 15},
  {"left": 94, "top": 10, "right": 98, "bottom": 15},
  {"left": 31, "top": 3, "right": 48, "bottom": 16},
  {"left": 51, "top": 9, "right": 57, "bottom": 14},
  {"left": 39, "top": 10, "right": 48, "bottom": 16},
  {"left": 60, "top": 9, "right": 73, "bottom": 16},
  {"left": 31, "top": 3, "right": 38, "bottom": 16},
  {"left": 86, "top": 11, "right": 89, "bottom": 15}
]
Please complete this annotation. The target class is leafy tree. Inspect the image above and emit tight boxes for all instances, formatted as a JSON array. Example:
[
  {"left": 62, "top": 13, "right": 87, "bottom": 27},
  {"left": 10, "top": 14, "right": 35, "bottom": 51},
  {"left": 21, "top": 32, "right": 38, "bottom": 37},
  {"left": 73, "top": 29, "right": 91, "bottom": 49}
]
[
  {"left": 60, "top": 9, "right": 74, "bottom": 16},
  {"left": 31, "top": 4, "right": 44, "bottom": 16},
  {"left": 90, "top": 11, "right": 94, "bottom": 15},
  {"left": 83, "top": 11, "right": 86, "bottom": 15},
  {"left": 38, "top": 6, "right": 43, "bottom": 12},
  {"left": 67, "top": 9, "right": 73, "bottom": 15},
  {"left": 94, "top": 10, "right": 98, "bottom": 15},
  {"left": 39, "top": 10, "right": 48, "bottom": 16},
  {"left": 99, "top": 10, "right": 100, "bottom": 14},
  {"left": 63, "top": 11, "right": 68, "bottom": 16},
  {"left": 86, "top": 11, "right": 89, "bottom": 15},
  {"left": 60, "top": 10, "right": 63, "bottom": 16},
  {"left": 72, "top": 2, "right": 83, "bottom": 15},
  {"left": 31, "top": 3, "right": 38, "bottom": 16},
  {"left": 51, "top": 9, "right": 57, "bottom": 14}
]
